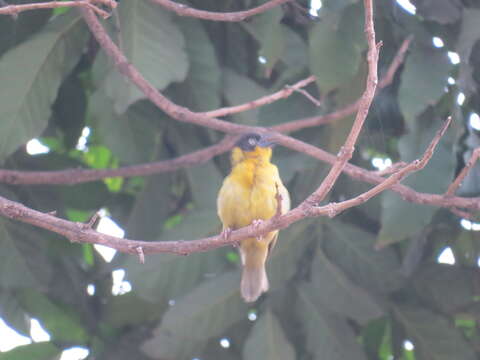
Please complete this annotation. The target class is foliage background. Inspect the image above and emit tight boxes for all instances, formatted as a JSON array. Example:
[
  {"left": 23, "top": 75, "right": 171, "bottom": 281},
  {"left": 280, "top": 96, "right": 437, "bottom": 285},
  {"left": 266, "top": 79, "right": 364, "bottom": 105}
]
[{"left": 1, "top": 0, "right": 480, "bottom": 359}]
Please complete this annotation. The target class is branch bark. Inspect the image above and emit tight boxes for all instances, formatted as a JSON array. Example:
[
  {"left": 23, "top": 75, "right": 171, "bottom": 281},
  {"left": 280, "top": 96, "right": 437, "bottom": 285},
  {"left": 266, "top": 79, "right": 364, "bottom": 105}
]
[
  {"left": 0, "top": 0, "right": 115, "bottom": 18},
  {"left": 0, "top": 116, "right": 451, "bottom": 255},
  {"left": 149, "top": 0, "right": 291, "bottom": 22},
  {"left": 299, "top": 0, "right": 379, "bottom": 210}
]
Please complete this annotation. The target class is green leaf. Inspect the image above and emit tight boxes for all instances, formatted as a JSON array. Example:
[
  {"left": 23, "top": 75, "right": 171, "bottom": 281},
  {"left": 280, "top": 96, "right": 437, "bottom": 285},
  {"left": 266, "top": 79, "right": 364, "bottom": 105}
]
[
  {"left": 309, "top": 3, "right": 366, "bottom": 93},
  {"left": 323, "top": 221, "right": 404, "bottom": 294},
  {"left": 258, "top": 91, "right": 320, "bottom": 127},
  {"left": 51, "top": 72, "right": 87, "bottom": 149},
  {"left": 223, "top": 68, "right": 266, "bottom": 124},
  {"left": 0, "top": 11, "right": 88, "bottom": 161},
  {"left": 243, "top": 310, "right": 295, "bottom": 360},
  {"left": 89, "top": 91, "right": 163, "bottom": 165},
  {"left": 297, "top": 287, "right": 368, "bottom": 360},
  {"left": 175, "top": 18, "right": 221, "bottom": 111},
  {"left": 267, "top": 220, "right": 317, "bottom": 291},
  {"left": 413, "top": 264, "right": 477, "bottom": 314},
  {"left": 17, "top": 289, "right": 89, "bottom": 344},
  {"left": 322, "top": 0, "right": 359, "bottom": 12},
  {"left": 167, "top": 125, "right": 223, "bottom": 209},
  {"left": 304, "top": 248, "right": 384, "bottom": 325},
  {"left": 123, "top": 206, "right": 226, "bottom": 302},
  {"left": 104, "top": 293, "right": 162, "bottom": 328},
  {"left": 456, "top": 9, "right": 480, "bottom": 94},
  {"left": 247, "top": 7, "right": 285, "bottom": 74},
  {"left": 104, "top": 0, "right": 188, "bottom": 113},
  {"left": 377, "top": 117, "right": 455, "bottom": 247},
  {"left": 414, "top": 0, "right": 462, "bottom": 24},
  {"left": 124, "top": 246, "right": 226, "bottom": 304},
  {"left": 141, "top": 271, "right": 248, "bottom": 360},
  {"left": 0, "top": 291, "right": 30, "bottom": 336},
  {"left": 61, "top": 181, "right": 110, "bottom": 211},
  {"left": 398, "top": 45, "right": 451, "bottom": 124},
  {"left": 125, "top": 171, "right": 172, "bottom": 240},
  {"left": 0, "top": 0, "right": 52, "bottom": 56},
  {"left": 0, "top": 343, "right": 60, "bottom": 360},
  {"left": 394, "top": 305, "right": 476, "bottom": 360},
  {"left": 0, "top": 219, "right": 52, "bottom": 290}
]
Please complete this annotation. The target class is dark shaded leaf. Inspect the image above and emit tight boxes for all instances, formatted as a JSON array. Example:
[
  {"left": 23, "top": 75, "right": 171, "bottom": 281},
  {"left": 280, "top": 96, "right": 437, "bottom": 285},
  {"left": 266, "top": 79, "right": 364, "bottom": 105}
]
[
  {"left": 377, "top": 117, "right": 455, "bottom": 247},
  {"left": 167, "top": 125, "right": 223, "bottom": 209},
  {"left": 223, "top": 68, "right": 266, "bottom": 124},
  {"left": 51, "top": 72, "right": 87, "bottom": 149},
  {"left": 394, "top": 305, "right": 476, "bottom": 360},
  {"left": 297, "top": 287, "right": 367, "bottom": 360},
  {"left": 176, "top": 18, "right": 221, "bottom": 111},
  {"left": 243, "top": 309, "right": 295, "bottom": 360},
  {"left": 305, "top": 247, "right": 384, "bottom": 324},
  {"left": 89, "top": 92, "right": 163, "bottom": 165},
  {"left": 0, "top": 0, "right": 52, "bottom": 56},
  {"left": 247, "top": 7, "right": 284, "bottom": 74},
  {"left": 309, "top": 3, "right": 366, "bottom": 93},
  {"left": 103, "top": 0, "right": 188, "bottom": 113},
  {"left": 268, "top": 220, "right": 316, "bottom": 291},
  {"left": 125, "top": 173, "right": 172, "bottom": 240},
  {"left": 413, "top": 263, "right": 478, "bottom": 314},
  {"left": 17, "top": 289, "right": 89, "bottom": 344},
  {"left": 413, "top": 0, "right": 462, "bottom": 24},
  {"left": 0, "top": 291, "right": 29, "bottom": 335},
  {"left": 0, "top": 220, "right": 53, "bottom": 290},
  {"left": 456, "top": 9, "right": 480, "bottom": 94},
  {"left": 323, "top": 221, "right": 404, "bottom": 293},
  {"left": 398, "top": 45, "right": 451, "bottom": 124},
  {"left": 0, "top": 343, "right": 60, "bottom": 360},
  {"left": 141, "top": 271, "right": 248, "bottom": 360}
]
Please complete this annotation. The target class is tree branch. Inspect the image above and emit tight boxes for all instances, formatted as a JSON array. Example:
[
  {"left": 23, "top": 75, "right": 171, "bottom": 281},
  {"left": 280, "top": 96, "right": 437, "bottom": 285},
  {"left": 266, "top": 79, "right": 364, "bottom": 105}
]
[
  {"left": 445, "top": 148, "right": 480, "bottom": 197},
  {"left": 0, "top": 0, "right": 115, "bottom": 18},
  {"left": 274, "top": 35, "right": 411, "bottom": 133},
  {"left": 203, "top": 76, "right": 316, "bottom": 118},
  {"left": 310, "top": 117, "right": 452, "bottom": 218},
  {"left": 149, "top": 0, "right": 291, "bottom": 22},
  {"left": 0, "top": 114, "right": 451, "bottom": 255},
  {"left": 0, "top": 0, "right": 475, "bottom": 258},
  {"left": 0, "top": 14, "right": 477, "bottom": 214},
  {"left": 0, "top": 137, "right": 236, "bottom": 185},
  {"left": 299, "top": 0, "right": 379, "bottom": 209}
]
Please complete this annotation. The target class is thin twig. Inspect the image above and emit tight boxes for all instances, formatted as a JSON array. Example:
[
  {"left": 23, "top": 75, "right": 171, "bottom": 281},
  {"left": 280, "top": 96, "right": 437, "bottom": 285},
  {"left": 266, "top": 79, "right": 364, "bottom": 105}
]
[
  {"left": 0, "top": 0, "right": 115, "bottom": 18},
  {"left": 288, "top": 86, "right": 322, "bottom": 107},
  {"left": 450, "top": 208, "right": 476, "bottom": 220},
  {"left": 373, "top": 161, "right": 408, "bottom": 176},
  {"left": 0, "top": 137, "right": 236, "bottom": 185},
  {"left": 0, "top": 20, "right": 477, "bottom": 213},
  {"left": 203, "top": 76, "right": 316, "bottom": 118},
  {"left": 274, "top": 36, "right": 411, "bottom": 133},
  {"left": 149, "top": 0, "right": 291, "bottom": 22},
  {"left": 299, "top": 0, "right": 379, "bottom": 209},
  {"left": 0, "top": 116, "right": 451, "bottom": 255},
  {"left": 310, "top": 117, "right": 452, "bottom": 218},
  {"left": 445, "top": 148, "right": 480, "bottom": 196}
]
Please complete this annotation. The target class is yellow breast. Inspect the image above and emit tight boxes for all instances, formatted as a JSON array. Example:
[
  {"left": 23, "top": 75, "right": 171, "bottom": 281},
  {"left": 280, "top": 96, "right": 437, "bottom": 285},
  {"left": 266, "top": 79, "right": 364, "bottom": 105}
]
[{"left": 217, "top": 157, "right": 282, "bottom": 230}]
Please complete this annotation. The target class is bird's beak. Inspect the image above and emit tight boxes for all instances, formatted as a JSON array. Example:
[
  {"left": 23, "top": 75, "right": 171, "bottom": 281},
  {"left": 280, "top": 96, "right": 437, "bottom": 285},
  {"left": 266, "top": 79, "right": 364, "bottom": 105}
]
[{"left": 257, "top": 136, "right": 275, "bottom": 148}]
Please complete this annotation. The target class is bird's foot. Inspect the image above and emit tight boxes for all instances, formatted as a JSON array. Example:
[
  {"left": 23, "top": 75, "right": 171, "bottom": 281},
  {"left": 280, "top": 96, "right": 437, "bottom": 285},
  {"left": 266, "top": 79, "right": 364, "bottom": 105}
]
[
  {"left": 221, "top": 227, "right": 240, "bottom": 247},
  {"left": 252, "top": 219, "right": 264, "bottom": 241},
  {"left": 220, "top": 227, "right": 232, "bottom": 242}
]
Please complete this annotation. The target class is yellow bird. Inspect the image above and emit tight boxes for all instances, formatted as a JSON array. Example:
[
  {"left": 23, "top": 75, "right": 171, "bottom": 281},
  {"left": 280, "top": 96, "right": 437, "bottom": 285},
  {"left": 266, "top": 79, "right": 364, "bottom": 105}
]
[{"left": 217, "top": 133, "right": 290, "bottom": 302}]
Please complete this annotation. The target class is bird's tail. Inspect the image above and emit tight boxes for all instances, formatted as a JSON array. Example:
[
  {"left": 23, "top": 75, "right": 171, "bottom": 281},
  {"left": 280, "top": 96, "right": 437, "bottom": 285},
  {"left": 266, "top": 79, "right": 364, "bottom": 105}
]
[{"left": 240, "top": 243, "right": 269, "bottom": 302}]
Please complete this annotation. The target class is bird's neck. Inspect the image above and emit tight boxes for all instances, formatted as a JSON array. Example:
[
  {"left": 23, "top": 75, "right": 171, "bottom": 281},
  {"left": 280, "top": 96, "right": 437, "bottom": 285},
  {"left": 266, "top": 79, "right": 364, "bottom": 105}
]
[
  {"left": 231, "top": 147, "right": 272, "bottom": 166},
  {"left": 230, "top": 154, "right": 273, "bottom": 188}
]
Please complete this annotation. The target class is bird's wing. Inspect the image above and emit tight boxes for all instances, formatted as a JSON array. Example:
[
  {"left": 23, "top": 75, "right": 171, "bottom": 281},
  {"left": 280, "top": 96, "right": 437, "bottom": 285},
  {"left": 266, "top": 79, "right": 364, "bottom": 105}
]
[{"left": 277, "top": 181, "right": 290, "bottom": 215}]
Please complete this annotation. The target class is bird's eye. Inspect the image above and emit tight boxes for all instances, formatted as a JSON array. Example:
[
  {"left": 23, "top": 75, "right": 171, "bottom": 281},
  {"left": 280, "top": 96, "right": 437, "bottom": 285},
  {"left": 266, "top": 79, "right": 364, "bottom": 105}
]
[{"left": 248, "top": 138, "right": 256, "bottom": 146}]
